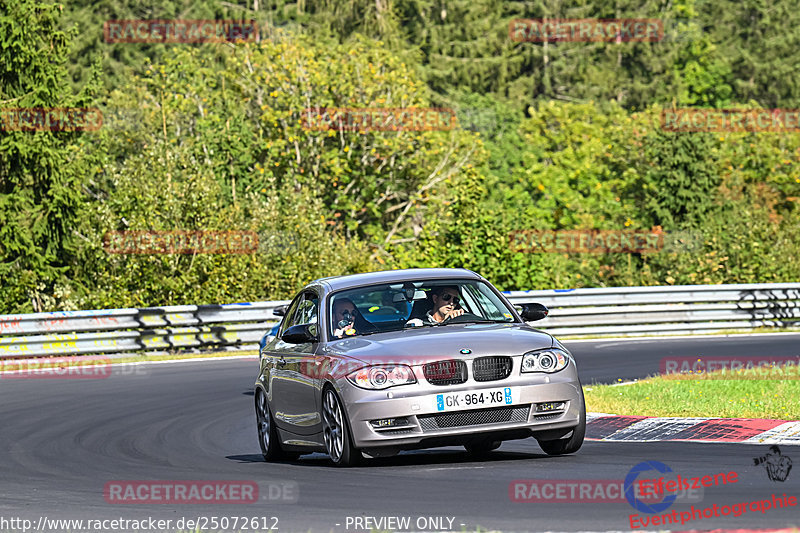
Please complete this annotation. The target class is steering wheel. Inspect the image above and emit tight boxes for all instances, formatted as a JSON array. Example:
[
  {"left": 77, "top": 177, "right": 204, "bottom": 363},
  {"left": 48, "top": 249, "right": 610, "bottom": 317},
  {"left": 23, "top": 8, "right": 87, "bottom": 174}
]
[{"left": 442, "top": 312, "right": 484, "bottom": 324}]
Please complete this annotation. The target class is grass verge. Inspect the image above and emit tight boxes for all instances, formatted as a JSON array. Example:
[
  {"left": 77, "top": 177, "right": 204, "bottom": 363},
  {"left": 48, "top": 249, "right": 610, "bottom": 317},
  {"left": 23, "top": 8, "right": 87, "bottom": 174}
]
[{"left": 584, "top": 367, "right": 800, "bottom": 419}]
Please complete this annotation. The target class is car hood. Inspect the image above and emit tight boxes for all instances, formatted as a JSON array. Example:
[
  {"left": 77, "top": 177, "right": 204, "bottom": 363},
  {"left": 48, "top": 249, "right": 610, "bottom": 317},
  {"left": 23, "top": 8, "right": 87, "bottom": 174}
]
[{"left": 323, "top": 323, "right": 555, "bottom": 365}]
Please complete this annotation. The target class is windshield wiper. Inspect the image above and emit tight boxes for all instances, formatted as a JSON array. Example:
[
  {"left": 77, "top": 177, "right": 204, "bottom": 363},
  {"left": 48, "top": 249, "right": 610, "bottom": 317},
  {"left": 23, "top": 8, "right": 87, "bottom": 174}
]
[
  {"left": 404, "top": 318, "right": 509, "bottom": 329},
  {"left": 450, "top": 318, "right": 510, "bottom": 324},
  {"left": 358, "top": 325, "right": 408, "bottom": 336},
  {"left": 403, "top": 321, "right": 439, "bottom": 330}
]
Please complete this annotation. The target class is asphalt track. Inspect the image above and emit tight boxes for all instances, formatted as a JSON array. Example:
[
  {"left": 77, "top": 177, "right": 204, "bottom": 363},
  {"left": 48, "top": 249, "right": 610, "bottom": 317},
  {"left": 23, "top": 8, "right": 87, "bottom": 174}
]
[{"left": 1, "top": 333, "right": 799, "bottom": 532}]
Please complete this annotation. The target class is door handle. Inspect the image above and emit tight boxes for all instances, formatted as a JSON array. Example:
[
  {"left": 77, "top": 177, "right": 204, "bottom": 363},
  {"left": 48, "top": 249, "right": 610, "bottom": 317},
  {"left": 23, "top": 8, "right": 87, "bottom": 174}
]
[{"left": 277, "top": 356, "right": 287, "bottom": 366}]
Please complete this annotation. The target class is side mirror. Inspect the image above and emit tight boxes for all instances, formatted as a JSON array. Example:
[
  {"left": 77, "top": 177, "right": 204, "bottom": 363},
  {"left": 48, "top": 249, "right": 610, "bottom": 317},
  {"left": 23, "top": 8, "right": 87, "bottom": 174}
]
[
  {"left": 273, "top": 304, "right": 288, "bottom": 317},
  {"left": 281, "top": 324, "right": 319, "bottom": 344},
  {"left": 520, "top": 303, "right": 549, "bottom": 322}
]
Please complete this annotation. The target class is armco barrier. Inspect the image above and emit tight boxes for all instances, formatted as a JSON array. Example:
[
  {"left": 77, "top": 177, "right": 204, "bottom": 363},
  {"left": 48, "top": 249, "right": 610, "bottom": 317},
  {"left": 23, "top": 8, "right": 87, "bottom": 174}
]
[
  {"left": 0, "top": 302, "right": 290, "bottom": 360},
  {"left": 503, "top": 283, "right": 800, "bottom": 336},
  {"left": 1, "top": 283, "right": 799, "bottom": 359}
]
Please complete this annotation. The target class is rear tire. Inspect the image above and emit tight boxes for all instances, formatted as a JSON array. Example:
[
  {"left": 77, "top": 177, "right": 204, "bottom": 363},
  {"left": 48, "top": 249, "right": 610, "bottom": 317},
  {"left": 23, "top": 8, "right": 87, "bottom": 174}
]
[
  {"left": 322, "top": 387, "right": 361, "bottom": 467},
  {"left": 255, "top": 388, "right": 299, "bottom": 462}
]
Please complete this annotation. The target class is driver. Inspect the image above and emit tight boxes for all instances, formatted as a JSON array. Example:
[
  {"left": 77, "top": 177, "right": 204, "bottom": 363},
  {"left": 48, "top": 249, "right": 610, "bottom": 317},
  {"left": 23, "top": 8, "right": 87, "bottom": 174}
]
[
  {"left": 424, "top": 286, "right": 465, "bottom": 324},
  {"left": 332, "top": 298, "right": 359, "bottom": 338}
]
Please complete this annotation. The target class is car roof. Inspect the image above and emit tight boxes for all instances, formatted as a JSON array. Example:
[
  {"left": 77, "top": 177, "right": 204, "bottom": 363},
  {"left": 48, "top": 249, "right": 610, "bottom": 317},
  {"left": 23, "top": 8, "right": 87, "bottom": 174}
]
[{"left": 311, "top": 268, "right": 484, "bottom": 293}]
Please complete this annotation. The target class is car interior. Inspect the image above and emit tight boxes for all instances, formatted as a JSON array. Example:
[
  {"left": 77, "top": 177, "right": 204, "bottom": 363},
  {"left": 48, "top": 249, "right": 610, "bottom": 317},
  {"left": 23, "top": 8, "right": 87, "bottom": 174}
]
[{"left": 329, "top": 281, "right": 510, "bottom": 338}]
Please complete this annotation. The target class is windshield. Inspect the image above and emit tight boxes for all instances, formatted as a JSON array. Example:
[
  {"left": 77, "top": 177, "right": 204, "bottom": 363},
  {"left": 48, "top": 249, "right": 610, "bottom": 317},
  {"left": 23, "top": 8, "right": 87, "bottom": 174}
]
[{"left": 328, "top": 279, "right": 515, "bottom": 339}]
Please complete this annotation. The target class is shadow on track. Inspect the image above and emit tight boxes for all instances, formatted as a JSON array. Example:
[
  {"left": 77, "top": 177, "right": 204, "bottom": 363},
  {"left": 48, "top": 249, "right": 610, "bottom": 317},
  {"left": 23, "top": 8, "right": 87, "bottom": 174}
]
[{"left": 229, "top": 447, "right": 564, "bottom": 469}]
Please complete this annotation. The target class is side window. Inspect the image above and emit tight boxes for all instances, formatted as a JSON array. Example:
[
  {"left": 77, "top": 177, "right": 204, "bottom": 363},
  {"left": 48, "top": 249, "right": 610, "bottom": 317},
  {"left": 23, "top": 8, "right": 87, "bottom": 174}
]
[
  {"left": 460, "top": 285, "right": 485, "bottom": 317},
  {"left": 296, "top": 299, "right": 318, "bottom": 325},
  {"left": 472, "top": 283, "right": 512, "bottom": 320},
  {"left": 278, "top": 295, "right": 303, "bottom": 336},
  {"left": 282, "top": 291, "right": 319, "bottom": 331},
  {"left": 465, "top": 284, "right": 504, "bottom": 320}
]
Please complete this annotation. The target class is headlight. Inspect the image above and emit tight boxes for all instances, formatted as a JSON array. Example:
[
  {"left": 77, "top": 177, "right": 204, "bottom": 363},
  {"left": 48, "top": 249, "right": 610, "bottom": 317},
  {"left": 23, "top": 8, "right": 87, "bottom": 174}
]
[
  {"left": 521, "top": 348, "right": 569, "bottom": 373},
  {"left": 346, "top": 365, "right": 417, "bottom": 390}
]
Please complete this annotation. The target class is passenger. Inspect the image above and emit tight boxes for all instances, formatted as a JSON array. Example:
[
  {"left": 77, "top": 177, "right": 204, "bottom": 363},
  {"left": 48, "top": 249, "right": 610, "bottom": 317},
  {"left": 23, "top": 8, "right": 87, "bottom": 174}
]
[{"left": 332, "top": 298, "right": 359, "bottom": 338}]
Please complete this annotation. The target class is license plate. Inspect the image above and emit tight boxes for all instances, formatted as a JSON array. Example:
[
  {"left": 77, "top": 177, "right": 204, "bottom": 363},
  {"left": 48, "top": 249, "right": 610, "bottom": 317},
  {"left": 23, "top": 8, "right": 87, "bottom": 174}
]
[{"left": 435, "top": 387, "right": 517, "bottom": 412}]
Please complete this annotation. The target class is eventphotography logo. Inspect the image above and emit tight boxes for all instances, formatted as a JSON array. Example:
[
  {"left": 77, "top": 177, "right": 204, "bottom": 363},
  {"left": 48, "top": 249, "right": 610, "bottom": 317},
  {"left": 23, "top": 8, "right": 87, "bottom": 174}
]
[
  {"left": 629, "top": 494, "right": 797, "bottom": 529},
  {"left": 301, "top": 107, "right": 457, "bottom": 132},
  {"left": 660, "top": 356, "right": 800, "bottom": 379},
  {"left": 661, "top": 108, "right": 800, "bottom": 132},
  {"left": 753, "top": 445, "right": 793, "bottom": 482},
  {"left": 509, "top": 18, "right": 663, "bottom": 42},
  {"left": 0, "top": 108, "right": 103, "bottom": 132},
  {"left": 624, "top": 461, "right": 680, "bottom": 515},
  {"left": 621, "top": 461, "right": 797, "bottom": 530},
  {"left": 104, "top": 20, "right": 258, "bottom": 43}
]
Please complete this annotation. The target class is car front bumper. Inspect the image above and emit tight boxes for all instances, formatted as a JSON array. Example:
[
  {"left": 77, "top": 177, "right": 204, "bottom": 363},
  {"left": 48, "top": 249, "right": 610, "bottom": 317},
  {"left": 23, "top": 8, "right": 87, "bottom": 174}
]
[{"left": 336, "top": 364, "right": 584, "bottom": 450}]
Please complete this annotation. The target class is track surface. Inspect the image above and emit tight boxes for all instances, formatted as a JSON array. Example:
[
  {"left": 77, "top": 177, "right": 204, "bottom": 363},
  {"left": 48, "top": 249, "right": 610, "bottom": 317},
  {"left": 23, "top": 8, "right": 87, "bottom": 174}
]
[{"left": 1, "top": 334, "right": 799, "bottom": 532}]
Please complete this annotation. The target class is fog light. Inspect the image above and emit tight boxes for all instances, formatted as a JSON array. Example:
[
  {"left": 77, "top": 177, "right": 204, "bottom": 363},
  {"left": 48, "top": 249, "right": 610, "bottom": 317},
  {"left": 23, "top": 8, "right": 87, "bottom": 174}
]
[
  {"left": 536, "top": 401, "right": 566, "bottom": 412},
  {"left": 370, "top": 417, "right": 409, "bottom": 428}
]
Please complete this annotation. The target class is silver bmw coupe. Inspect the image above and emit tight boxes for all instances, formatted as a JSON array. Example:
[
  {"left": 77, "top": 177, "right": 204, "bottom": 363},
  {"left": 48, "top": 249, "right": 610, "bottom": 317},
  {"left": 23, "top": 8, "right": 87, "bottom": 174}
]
[{"left": 254, "top": 268, "right": 585, "bottom": 466}]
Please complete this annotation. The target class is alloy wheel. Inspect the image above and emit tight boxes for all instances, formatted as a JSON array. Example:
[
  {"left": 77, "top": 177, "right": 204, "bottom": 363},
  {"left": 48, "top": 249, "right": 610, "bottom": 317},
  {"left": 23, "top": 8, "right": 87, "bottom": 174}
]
[
  {"left": 256, "top": 390, "right": 271, "bottom": 453},
  {"left": 322, "top": 389, "right": 344, "bottom": 462}
]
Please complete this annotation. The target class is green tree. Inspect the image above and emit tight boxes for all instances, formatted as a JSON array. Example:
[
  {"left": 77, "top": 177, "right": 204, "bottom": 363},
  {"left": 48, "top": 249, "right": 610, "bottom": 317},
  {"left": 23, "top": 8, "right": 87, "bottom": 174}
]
[
  {"left": 633, "top": 125, "right": 719, "bottom": 228},
  {"left": 70, "top": 31, "right": 481, "bottom": 307},
  {"left": 0, "top": 0, "right": 100, "bottom": 312},
  {"left": 701, "top": 0, "right": 800, "bottom": 108}
]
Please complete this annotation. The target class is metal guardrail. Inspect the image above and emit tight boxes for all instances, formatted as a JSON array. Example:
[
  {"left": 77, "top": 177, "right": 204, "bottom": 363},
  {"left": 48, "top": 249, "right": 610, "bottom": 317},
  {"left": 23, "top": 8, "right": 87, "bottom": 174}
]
[
  {"left": 1, "top": 283, "right": 799, "bottom": 359},
  {"left": 503, "top": 283, "right": 800, "bottom": 336},
  {"left": 0, "top": 302, "right": 290, "bottom": 360}
]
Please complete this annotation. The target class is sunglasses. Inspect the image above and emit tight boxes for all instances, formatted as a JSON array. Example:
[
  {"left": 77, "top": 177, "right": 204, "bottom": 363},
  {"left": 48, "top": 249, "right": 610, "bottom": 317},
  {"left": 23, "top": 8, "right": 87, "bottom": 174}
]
[{"left": 439, "top": 293, "right": 459, "bottom": 304}]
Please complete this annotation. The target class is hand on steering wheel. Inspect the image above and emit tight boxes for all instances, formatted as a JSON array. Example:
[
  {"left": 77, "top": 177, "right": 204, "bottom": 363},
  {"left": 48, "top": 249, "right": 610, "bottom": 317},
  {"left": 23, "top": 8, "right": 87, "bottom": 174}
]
[{"left": 441, "top": 308, "right": 465, "bottom": 322}]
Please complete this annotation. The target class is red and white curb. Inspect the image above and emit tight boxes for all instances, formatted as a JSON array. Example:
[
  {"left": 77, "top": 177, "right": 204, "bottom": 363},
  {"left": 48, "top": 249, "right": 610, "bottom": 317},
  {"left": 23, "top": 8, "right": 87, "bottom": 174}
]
[
  {"left": 674, "top": 530, "right": 799, "bottom": 533},
  {"left": 587, "top": 413, "right": 800, "bottom": 445},
  {"left": 548, "top": 530, "right": 800, "bottom": 533}
]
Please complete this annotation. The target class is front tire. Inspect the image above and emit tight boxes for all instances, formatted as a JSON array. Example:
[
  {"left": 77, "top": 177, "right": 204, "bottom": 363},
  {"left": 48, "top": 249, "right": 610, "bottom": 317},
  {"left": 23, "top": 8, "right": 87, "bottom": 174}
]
[
  {"left": 536, "top": 391, "right": 586, "bottom": 456},
  {"left": 255, "top": 388, "right": 298, "bottom": 462},
  {"left": 322, "top": 387, "right": 361, "bottom": 467},
  {"left": 464, "top": 440, "right": 501, "bottom": 455}
]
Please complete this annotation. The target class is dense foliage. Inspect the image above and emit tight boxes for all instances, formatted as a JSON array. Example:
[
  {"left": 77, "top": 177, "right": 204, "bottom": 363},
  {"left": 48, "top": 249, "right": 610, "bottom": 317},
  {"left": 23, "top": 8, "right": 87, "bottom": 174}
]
[{"left": 1, "top": 0, "right": 799, "bottom": 312}]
